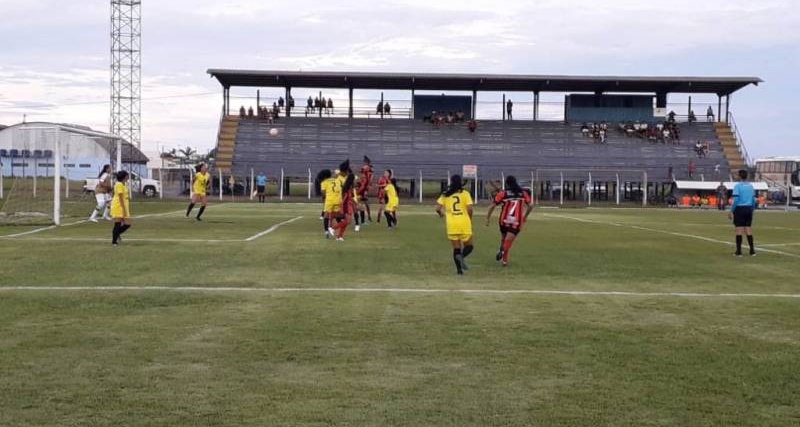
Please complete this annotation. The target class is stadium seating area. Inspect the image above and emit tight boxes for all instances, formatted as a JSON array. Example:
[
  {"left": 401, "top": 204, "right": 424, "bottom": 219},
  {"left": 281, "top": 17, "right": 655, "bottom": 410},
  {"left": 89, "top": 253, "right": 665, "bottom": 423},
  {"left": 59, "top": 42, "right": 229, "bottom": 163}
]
[{"left": 224, "top": 117, "right": 730, "bottom": 182}]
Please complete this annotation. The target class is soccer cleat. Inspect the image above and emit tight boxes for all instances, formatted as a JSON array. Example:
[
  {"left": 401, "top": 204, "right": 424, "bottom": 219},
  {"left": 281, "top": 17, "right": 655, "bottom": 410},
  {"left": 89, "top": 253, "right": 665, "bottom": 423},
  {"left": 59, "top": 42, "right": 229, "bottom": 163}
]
[
  {"left": 103, "top": 216, "right": 112, "bottom": 221},
  {"left": 328, "top": 227, "right": 336, "bottom": 236},
  {"left": 456, "top": 270, "right": 464, "bottom": 275},
  {"left": 89, "top": 218, "right": 99, "bottom": 223},
  {"left": 502, "top": 261, "right": 508, "bottom": 267},
  {"left": 325, "top": 231, "right": 331, "bottom": 239},
  {"left": 355, "top": 225, "right": 360, "bottom": 232},
  {"left": 495, "top": 250, "right": 504, "bottom": 262},
  {"left": 336, "top": 237, "right": 344, "bottom": 242},
  {"left": 196, "top": 217, "right": 202, "bottom": 221},
  {"left": 734, "top": 252, "right": 743, "bottom": 257},
  {"left": 458, "top": 255, "right": 468, "bottom": 271},
  {"left": 750, "top": 252, "right": 757, "bottom": 257}
]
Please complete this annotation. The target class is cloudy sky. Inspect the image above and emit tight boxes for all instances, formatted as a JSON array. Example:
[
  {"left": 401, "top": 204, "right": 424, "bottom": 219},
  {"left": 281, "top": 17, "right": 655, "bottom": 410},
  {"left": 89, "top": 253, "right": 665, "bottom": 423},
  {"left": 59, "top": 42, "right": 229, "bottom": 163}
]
[{"left": 0, "top": 0, "right": 798, "bottom": 159}]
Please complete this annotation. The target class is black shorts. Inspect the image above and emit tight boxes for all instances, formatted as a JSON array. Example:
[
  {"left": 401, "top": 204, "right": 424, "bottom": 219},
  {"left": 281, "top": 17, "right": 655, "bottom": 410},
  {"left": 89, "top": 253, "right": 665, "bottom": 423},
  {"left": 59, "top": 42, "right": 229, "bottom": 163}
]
[
  {"left": 257, "top": 185, "right": 266, "bottom": 194},
  {"left": 733, "top": 206, "right": 753, "bottom": 227},
  {"left": 500, "top": 225, "right": 521, "bottom": 236}
]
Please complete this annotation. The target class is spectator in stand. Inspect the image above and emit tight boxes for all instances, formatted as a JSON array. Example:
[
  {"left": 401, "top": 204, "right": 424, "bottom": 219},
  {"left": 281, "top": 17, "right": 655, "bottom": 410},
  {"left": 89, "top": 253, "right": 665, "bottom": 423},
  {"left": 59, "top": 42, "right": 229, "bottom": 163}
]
[
  {"left": 239, "top": 105, "right": 246, "bottom": 117},
  {"left": 320, "top": 97, "right": 327, "bottom": 114},
  {"left": 668, "top": 110, "right": 676, "bottom": 123},
  {"left": 446, "top": 112, "right": 454, "bottom": 124},
  {"left": 327, "top": 98, "right": 334, "bottom": 115},
  {"left": 599, "top": 128, "right": 606, "bottom": 144},
  {"left": 714, "top": 164, "right": 721, "bottom": 177},
  {"left": 247, "top": 106, "right": 254, "bottom": 117},
  {"left": 377, "top": 101, "right": 384, "bottom": 116},
  {"left": 314, "top": 96, "right": 321, "bottom": 113},
  {"left": 384, "top": 102, "right": 391, "bottom": 116},
  {"left": 706, "top": 106, "right": 715, "bottom": 122},
  {"left": 688, "top": 160, "right": 696, "bottom": 179},
  {"left": 278, "top": 96, "right": 285, "bottom": 111},
  {"left": 467, "top": 120, "right": 477, "bottom": 133},
  {"left": 506, "top": 99, "right": 513, "bottom": 120},
  {"left": 288, "top": 95, "right": 295, "bottom": 114},
  {"left": 688, "top": 109, "right": 696, "bottom": 123},
  {"left": 716, "top": 181, "right": 727, "bottom": 210},
  {"left": 306, "top": 96, "right": 314, "bottom": 115},
  {"left": 272, "top": 102, "right": 279, "bottom": 118},
  {"left": 662, "top": 128, "right": 671, "bottom": 143},
  {"left": 694, "top": 141, "right": 705, "bottom": 158},
  {"left": 581, "top": 123, "right": 589, "bottom": 136},
  {"left": 455, "top": 110, "right": 465, "bottom": 122}
]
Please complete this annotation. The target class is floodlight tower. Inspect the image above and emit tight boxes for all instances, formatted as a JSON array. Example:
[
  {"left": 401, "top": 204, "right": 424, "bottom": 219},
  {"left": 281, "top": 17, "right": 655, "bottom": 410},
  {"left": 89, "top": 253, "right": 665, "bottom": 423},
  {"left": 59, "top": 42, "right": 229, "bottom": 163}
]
[{"left": 110, "top": 0, "right": 142, "bottom": 148}]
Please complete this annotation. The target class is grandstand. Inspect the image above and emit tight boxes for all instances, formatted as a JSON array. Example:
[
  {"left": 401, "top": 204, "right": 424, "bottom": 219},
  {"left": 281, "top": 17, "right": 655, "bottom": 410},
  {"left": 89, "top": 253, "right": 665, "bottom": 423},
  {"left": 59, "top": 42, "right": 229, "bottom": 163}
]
[{"left": 208, "top": 70, "right": 760, "bottom": 202}]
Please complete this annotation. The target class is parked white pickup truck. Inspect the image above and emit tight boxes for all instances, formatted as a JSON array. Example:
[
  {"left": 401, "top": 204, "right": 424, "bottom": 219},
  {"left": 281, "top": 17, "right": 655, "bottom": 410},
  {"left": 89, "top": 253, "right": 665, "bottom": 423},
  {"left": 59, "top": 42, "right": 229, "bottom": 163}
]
[{"left": 84, "top": 172, "right": 161, "bottom": 197}]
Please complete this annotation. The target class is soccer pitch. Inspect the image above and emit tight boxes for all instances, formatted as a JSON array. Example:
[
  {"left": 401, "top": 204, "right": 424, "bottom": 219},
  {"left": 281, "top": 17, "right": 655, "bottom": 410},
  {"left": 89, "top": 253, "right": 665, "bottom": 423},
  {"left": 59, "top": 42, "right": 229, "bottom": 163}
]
[{"left": 1, "top": 202, "right": 799, "bottom": 426}]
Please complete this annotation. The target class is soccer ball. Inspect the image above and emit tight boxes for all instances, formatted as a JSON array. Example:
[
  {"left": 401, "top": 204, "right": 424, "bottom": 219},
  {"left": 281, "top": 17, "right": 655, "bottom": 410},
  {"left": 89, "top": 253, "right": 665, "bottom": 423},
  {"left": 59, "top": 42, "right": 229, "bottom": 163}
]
[{"left": 269, "top": 128, "right": 278, "bottom": 136}]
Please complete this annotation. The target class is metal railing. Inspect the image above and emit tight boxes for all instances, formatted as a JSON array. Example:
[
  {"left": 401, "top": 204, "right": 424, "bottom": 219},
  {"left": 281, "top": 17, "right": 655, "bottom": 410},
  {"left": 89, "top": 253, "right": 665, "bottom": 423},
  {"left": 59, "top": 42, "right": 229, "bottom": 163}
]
[{"left": 727, "top": 112, "right": 753, "bottom": 167}]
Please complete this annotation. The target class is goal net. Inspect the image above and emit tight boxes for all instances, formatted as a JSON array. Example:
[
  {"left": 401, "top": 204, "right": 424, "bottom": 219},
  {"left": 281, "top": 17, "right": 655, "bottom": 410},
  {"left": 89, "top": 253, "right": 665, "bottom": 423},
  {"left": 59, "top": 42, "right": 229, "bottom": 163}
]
[{"left": 0, "top": 124, "right": 120, "bottom": 226}]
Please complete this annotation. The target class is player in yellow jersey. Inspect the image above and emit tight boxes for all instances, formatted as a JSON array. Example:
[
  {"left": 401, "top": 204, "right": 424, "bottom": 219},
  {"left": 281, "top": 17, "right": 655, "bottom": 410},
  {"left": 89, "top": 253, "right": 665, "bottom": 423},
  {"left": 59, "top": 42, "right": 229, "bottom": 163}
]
[
  {"left": 318, "top": 168, "right": 340, "bottom": 238},
  {"left": 383, "top": 174, "right": 399, "bottom": 229},
  {"left": 436, "top": 174, "right": 475, "bottom": 275},
  {"left": 186, "top": 163, "right": 211, "bottom": 221},
  {"left": 110, "top": 170, "right": 132, "bottom": 246}
]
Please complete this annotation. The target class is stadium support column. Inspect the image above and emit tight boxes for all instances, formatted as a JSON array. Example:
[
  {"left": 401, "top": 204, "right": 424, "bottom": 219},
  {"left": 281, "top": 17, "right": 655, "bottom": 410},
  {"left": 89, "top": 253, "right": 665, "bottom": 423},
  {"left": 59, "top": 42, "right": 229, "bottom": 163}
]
[
  {"left": 286, "top": 87, "right": 292, "bottom": 117},
  {"left": 717, "top": 95, "right": 722, "bottom": 123},
  {"left": 502, "top": 94, "right": 506, "bottom": 121},
  {"left": 534, "top": 91, "right": 540, "bottom": 121},
  {"left": 472, "top": 90, "right": 477, "bottom": 119},
  {"left": 380, "top": 92, "right": 384, "bottom": 119},
  {"left": 411, "top": 89, "right": 415, "bottom": 119},
  {"left": 725, "top": 94, "right": 731, "bottom": 123},
  {"left": 348, "top": 88, "right": 353, "bottom": 118},
  {"left": 256, "top": 90, "right": 260, "bottom": 112}
]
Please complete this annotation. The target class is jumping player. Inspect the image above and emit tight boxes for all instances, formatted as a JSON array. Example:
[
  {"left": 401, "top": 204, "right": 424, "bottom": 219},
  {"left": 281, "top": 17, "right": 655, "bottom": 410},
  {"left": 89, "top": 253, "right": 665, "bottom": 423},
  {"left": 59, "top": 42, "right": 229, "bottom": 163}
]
[
  {"left": 186, "top": 163, "right": 211, "bottom": 221},
  {"left": 357, "top": 156, "right": 374, "bottom": 223},
  {"left": 436, "top": 174, "right": 474, "bottom": 275},
  {"left": 485, "top": 175, "right": 533, "bottom": 266},
  {"left": 110, "top": 170, "right": 132, "bottom": 246},
  {"left": 729, "top": 169, "right": 757, "bottom": 256},
  {"left": 333, "top": 172, "right": 356, "bottom": 241},
  {"left": 384, "top": 176, "right": 399, "bottom": 228},
  {"left": 376, "top": 169, "right": 391, "bottom": 223},
  {"left": 88, "top": 164, "right": 113, "bottom": 222},
  {"left": 318, "top": 169, "right": 340, "bottom": 238}
]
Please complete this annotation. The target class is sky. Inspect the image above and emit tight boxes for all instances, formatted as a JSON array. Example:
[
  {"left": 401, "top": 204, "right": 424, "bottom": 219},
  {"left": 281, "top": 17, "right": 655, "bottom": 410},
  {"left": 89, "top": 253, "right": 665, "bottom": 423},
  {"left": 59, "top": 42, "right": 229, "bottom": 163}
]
[{"left": 0, "top": 0, "right": 798, "bottom": 160}]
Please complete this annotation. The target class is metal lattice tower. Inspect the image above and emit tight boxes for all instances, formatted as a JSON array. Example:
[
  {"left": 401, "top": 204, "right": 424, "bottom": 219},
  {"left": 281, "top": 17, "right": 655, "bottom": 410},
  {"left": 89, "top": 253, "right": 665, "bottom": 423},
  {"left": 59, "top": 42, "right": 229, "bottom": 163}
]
[{"left": 110, "top": 0, "right": 141, "bottom": 148}]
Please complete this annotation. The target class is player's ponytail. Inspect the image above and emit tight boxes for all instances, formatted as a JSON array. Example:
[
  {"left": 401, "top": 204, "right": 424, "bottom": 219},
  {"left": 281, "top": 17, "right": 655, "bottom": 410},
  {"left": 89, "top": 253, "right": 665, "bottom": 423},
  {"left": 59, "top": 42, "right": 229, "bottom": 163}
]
[
  {"left": 316, "top": 169, "right": 332, "bottom": 182},
  {"left": 342, "top": 172, "right": 355, "bottom": 194},
  {"left": 505, "top": 175, "right": 523, "bottom": 194},
  {"left": 98, "top": 164, "right": 111, "bottom": 178},
  {"left": 445, "top": 174, "right": 463, "bottom": 197}
]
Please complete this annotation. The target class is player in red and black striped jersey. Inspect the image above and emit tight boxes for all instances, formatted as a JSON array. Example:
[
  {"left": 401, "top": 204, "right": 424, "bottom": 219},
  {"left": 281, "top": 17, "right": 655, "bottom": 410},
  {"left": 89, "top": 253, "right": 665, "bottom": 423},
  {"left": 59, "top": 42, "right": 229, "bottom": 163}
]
[
  {"left": 357, "top": 156, "right": 374, "bottom": 223},
  {"left": 485, "top": 175, "right": 533, "bottom": 266},
  {"left": 375, "top": 169, "right": 391, "bottom": 223}
]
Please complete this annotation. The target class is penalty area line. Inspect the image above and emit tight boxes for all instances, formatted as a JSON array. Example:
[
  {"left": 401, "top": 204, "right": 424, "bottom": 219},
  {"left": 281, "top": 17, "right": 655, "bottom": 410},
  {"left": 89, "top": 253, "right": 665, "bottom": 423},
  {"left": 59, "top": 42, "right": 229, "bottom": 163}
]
[
  {"left": 0, "top": 286, "right": 799, "bottom": 299},
  {"left": 245, "top": 216, "right": 304, "bottom": 241}
]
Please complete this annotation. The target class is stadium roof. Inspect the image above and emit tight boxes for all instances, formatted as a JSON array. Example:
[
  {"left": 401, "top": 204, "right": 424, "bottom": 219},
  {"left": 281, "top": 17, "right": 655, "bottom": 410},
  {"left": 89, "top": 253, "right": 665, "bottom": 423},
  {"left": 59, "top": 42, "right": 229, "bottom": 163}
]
[{"left": 208, "top": 69, "right": 762, "bottom": 95}]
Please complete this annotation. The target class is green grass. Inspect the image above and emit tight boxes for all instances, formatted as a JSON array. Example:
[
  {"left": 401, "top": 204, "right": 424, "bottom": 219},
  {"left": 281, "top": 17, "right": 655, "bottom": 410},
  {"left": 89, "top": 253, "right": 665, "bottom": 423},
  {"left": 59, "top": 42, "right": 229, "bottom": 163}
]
[{"left": 1, "top": 202, "right": 799, "bottom": 426}]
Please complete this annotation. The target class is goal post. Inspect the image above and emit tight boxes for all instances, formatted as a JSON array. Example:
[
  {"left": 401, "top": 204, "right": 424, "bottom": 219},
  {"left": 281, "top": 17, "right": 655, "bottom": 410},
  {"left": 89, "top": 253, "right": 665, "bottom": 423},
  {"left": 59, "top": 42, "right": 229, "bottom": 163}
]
[{"left": 0, "top": 124, "right": 124, "bottom": 226}]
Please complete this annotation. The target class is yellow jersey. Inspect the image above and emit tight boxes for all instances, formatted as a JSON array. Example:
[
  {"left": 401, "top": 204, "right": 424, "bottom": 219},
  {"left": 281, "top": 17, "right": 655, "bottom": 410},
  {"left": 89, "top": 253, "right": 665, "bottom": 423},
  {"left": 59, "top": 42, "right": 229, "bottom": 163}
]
[
  {"left": 193, "top": 172, "right": 210, "bottom": 195},
  {"left": 384, "top": 183, "right": 399, "bottom": 203},
  {"left": 437, "top": 190, "right": 473, "bottom": 235},
  {"left": 321, "top": 177, "right": 342, "bottom": 205},
  {"left": 110, "top": 182, "right": 130, "bottom": 218}
]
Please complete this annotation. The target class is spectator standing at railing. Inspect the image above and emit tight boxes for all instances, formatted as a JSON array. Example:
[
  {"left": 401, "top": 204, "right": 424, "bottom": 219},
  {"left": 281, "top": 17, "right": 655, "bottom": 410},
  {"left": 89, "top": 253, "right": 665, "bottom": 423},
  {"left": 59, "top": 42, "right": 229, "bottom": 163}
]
[
  {"left": 247, "top": 106, "right": 254, "bottom": 117},
  {"left": 288, "top": 95, "right": 295, "bottom": 114},
  {"left": 320, "top": 97, "right": 327, "bottom": 114},
  {"left": 384, "top": 102, "right": 391, "bottom": 116},
  {"left": 239, "top": 105, "right": 246, "bottom": 117},
  {"left": 688, "top": 110, "right": 696, "bottom": 123},
  {"left": 314, "top": 96, "right": 321, "bottom": 113},
  {"left": 306, "top": 96, "right": 314, "bottom": 116},
  {"left": 376, "top": 101, "right": 383, "bottom": 116},
  {"left": 716, "top": 182, "right": 727, "bottom": 210},
  {"left": 668, "top": 110, "right": 676, "bottom": 123},
  {"left": 706, "top": 106, "right": 715, "bottom": 122},
  {"left": 506, "top": 99, "right": 513, "bottom": 120},
  {"left": 272, "top": 102, "right": 279, "bottom": 118},
  {"left": 278, "top": 96, "right": 285, "bottom": 111},
  {"left": 468, "top": 120, "right": 477, "bottom": 133},
  {"left": 327, "top": 98, "right": 334, "bottom": 115}
]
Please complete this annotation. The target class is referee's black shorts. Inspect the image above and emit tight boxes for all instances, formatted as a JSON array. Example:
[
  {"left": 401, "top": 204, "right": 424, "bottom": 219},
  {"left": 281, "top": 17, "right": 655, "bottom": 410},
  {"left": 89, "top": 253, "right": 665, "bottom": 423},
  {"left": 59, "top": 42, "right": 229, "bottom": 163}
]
[{"left": 733, "top": 206, "right": 753, "bottom": 227}]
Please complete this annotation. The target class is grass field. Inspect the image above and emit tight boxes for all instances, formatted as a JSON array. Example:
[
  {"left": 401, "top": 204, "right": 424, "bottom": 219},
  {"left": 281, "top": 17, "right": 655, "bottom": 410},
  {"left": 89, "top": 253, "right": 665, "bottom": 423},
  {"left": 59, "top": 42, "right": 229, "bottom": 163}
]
[{"left": 1, "top": 202, "right": 799, "bottom": 426}]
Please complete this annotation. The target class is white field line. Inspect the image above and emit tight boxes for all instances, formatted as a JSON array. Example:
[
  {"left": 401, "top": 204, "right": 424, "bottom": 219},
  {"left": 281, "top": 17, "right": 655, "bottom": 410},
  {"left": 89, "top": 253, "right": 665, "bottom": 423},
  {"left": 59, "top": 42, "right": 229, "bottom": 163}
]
[
  {"left": 758, "top": 242, "right": 800, "bottom": 247},
  {"left": 543, "top": 213, "right": 800, "bottom": 259},
  {"left": 245, "top": 216, "right": 304, "bottom": 241},
  {"left": 7, "top": 237, "right": 243, "bottom": 243},
  {"left": 0, "top": 286, "right": 799, "bottom": 299},
  {"left": 0, "top": 225, "right": 57, "bottom": 238}
]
